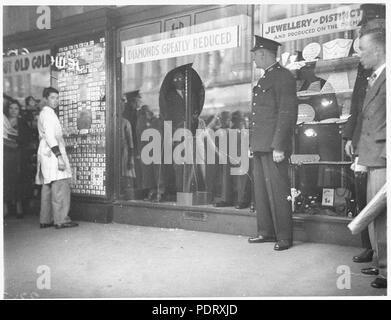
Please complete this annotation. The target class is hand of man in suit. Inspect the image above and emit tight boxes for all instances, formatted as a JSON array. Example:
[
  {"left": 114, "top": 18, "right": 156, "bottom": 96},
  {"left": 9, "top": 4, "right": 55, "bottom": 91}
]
[
  {"left": 345, "top": 140, "right": 354, "bottom": 158},
  {"left": 273, "top": 149, "right": 285, "bottom": 163}
]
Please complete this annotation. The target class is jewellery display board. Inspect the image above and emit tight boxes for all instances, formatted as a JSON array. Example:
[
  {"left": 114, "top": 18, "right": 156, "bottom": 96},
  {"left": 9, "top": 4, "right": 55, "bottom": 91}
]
[{"left": 54, "top": 37, "right": 107, "bottom": 197}]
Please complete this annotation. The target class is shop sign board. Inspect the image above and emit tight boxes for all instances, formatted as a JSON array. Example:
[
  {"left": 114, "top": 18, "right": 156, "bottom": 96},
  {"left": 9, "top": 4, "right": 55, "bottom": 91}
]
[
  {"left": 262, "top": 5, "right": 362, "bottom": 43},
  {"left": 124, "top": 25, "right": 240, "bottom": 65},
  {"left": 3, "top": 50, "right": 51, "bottom": 75}
]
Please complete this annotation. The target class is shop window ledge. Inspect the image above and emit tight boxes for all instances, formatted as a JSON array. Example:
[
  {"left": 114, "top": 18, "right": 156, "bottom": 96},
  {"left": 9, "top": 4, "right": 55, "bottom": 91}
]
[
  {"left": 113, "top": 199, "right": 255, "bottom": 217},
  {"left": 113, "top": 199, "right": 353, "bottom": 224}
]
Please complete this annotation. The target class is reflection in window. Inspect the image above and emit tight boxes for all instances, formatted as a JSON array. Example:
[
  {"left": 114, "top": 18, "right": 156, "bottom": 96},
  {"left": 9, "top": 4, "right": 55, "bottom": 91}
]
[{"left": 119, "top": 15, "right": 253, "bottom": 207}]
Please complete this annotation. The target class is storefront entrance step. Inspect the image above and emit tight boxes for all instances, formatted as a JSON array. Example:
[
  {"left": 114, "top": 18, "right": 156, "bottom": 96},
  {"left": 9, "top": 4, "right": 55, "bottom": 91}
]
[{"left": 112, "top": 200, "right": 362, "bottom": 247}]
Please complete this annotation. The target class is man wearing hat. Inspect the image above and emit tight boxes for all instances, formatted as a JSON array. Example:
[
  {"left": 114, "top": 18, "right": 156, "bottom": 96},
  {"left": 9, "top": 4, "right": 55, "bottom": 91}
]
[{"left": 248, "top": 36, "right": 298, "bottom": 251}]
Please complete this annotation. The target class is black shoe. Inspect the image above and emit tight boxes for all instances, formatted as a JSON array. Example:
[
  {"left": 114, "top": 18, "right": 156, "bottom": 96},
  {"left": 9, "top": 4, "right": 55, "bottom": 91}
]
[
  {"left": 154, "top": 193, "right": 166, "bottom": 203},
  {"left": 361, "top": 267, "right": 379, "bottom": 276},
  {"left": 144, "top": 191, "right": 156, "bottom": 201},
  {"left": 248, "top": 236, "right": 276, "bottom": 243},
  {"left": 40, "top": 222, "right": 54, "bottom": 229},
  {"left": 274, "top": 240, "right": 292, "bottom": 251},
  {"left": 235, "top": 202, "right": 248, "bottom": 209},
  {"left": 353, "top": 249, "right": 374, "bottom": 263},
  {"left": 214, "top": 201, "right": 232, "bottom": 207},
  {"left": 371, "top": 277, "right": 387, "bottom": 289},
  {"left": 55, "top": 222, "right": 79, "bottom": 229}
]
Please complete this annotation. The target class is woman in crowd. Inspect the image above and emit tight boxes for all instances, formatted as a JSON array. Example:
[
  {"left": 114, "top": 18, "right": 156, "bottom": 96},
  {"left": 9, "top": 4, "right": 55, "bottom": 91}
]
[
  {"left": 120, "top": 94, "right": 137, "bottom": 199},
  {"left": 3, "top": 99, "right": 33, "bottom": 218},
  {"left": 136, "top": 105, "right": 166, "bottom": 201}
]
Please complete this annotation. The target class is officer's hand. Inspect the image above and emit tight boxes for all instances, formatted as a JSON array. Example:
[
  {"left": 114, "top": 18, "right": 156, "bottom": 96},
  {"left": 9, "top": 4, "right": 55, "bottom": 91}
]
[
  {"left": 57, "top": 156, "right": 66, "bottom": 171},
  {"left": 273, "top": 149, "right": 285, "bottom": 163},
  {"left": 345, "top": 140, "right": 354, "bottom": 158}
]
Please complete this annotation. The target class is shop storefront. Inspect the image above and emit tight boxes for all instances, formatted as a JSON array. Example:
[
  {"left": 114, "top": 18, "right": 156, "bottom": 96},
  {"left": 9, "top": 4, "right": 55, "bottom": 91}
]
[{"left": 3, "top": 4, "right": 367, "bottom": 246}]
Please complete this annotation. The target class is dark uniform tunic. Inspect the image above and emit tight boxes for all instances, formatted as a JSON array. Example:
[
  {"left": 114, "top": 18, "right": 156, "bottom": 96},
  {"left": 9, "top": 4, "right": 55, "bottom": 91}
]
[{"left": 249, "top": 62, "right": 298, "bottom": 241}]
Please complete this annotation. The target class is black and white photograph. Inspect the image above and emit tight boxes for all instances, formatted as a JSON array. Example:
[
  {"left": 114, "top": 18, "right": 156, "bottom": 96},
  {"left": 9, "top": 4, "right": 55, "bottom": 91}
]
[{"left": 1, "top": 1, "right": 388, "bottom": 301}]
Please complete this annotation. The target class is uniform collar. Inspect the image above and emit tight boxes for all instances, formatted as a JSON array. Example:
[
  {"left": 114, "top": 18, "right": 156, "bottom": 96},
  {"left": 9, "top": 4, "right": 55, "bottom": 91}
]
[{"left": 264, "top": 62, "right": 280, "bottom": 75}]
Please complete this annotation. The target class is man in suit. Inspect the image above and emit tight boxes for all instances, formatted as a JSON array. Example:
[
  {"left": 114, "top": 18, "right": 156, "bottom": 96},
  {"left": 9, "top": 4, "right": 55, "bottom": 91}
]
[
  {"left": 343, "top": 4, "right": 385, "bottom": 266},
  {"left": 247, "top": 36, "right": 298, "bottom": 251},
  {"left": 354, "top": 27, "right": 387, "bottom": 289}
]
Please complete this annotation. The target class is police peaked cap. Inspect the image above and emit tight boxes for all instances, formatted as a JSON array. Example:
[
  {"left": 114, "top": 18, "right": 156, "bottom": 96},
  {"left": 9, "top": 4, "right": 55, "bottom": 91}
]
[{"left": 250, "top": 35, "right": 281, "bottom": 53}]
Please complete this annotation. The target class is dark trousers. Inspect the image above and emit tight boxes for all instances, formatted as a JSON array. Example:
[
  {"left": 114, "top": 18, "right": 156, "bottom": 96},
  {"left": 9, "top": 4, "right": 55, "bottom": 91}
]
[
  {"left": 236, "top": 158, "right": 253, "bottom": 205},
  {"left": 354, "top": 171, "right": 371, "bottom": 249},
  {"left": 220, "top": 163, "right": 233, "bottom": 203},
  {"left": 367, "top": 168, "right": 387, "bottom": 278},
  {"left": 253, "top": 152, "right": 292, "bottom": 241},
  {"left": 213, "top": 163, "right": 252, "bottom": 205},
  {"left": 141, "top": 163, "right": 165, "bottom": 194}
]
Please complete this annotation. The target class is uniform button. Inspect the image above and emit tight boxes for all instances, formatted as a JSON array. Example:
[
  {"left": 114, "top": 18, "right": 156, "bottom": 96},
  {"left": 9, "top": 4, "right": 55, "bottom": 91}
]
[
  {"left": 253, "top": 103, "right": 256, "bottom": 106},
  {"left": 254, "top": 93, "right": 258, "bottom": 96},
  {"left": 252, "top": 112, "right": 255, "bottom": 115},
  {"left": 262, "top": 90, "right": 266, "bottom": 92},
  {"left": 257, "top": 85, "right": 261, "bottom": 88},
  {"left": 252, "top": 122, "right": 255, "bottom": 126}
]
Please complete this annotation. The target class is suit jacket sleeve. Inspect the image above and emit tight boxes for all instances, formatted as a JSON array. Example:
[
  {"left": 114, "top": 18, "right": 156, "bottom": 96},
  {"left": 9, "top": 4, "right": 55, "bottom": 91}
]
[
  {"left": 343, "top": 63, "right": 369, "bottom": 143},
  {"left": 271, "top": 72, "right": 298, "bottom": 151},
  {"left": 374, "top": 85, "right": 387, "bottom": 142}
]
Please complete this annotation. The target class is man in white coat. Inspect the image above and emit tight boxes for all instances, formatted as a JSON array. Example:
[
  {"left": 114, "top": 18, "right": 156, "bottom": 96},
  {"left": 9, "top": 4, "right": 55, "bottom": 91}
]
[{"left": 35, "top": 87, "right": 78, "bottom": 229}]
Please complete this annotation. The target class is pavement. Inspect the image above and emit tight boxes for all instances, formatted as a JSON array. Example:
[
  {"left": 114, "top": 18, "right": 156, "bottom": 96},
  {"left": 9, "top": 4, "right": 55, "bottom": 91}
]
[{"left": 3, "top": 215, "right": 387, "bottom": 298}]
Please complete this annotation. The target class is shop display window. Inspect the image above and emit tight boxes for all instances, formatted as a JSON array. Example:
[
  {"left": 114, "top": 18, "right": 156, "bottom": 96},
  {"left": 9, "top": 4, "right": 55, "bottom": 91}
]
[{"left": 119, "top": 14, "right": 254, "bottom": 208}]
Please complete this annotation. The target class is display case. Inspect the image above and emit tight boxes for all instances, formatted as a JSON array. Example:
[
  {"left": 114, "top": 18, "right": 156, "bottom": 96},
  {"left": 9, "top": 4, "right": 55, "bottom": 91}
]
[{"left": 52, "top": 35, "right": 107, "bottom": 198}]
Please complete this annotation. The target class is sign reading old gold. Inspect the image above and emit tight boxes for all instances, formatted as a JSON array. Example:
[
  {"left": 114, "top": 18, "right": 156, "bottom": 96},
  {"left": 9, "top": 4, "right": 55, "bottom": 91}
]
[
  {"left": 3, "top": 50, "right": 51, "bottom": 75},
  {"left": 263, "top": 5, "right": 362, "bottom": 42},
  {"left": 125, "top": 25, "right": 240, "bottom": 64}
]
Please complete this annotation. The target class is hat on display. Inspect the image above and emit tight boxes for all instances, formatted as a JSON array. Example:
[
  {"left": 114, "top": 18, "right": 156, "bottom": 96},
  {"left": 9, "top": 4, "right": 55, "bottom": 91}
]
[
  {"left": 358, "top": 4, "right": 386, "bottom": 26},
  {"left": 250, "top": 35, "right": 281, "bottom": 53}
]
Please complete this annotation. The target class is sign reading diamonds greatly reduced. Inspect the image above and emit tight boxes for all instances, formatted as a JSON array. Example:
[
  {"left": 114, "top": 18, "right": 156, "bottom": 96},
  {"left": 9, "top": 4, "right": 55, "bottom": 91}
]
[
  {"left": 262, "top": 5, "right": 362, "bottom": 43},
  {"left": 124, "top": 25, "right": 240, "bottom": 65}
]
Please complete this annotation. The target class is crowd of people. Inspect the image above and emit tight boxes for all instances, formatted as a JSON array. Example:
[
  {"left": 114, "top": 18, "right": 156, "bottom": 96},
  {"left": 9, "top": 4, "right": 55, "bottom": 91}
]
[
  {"left": 120, "top": 92, "right": 255, "bottom": 210},
  {"left": 3, "top": 94, "right": 40, "bottom": 218}
]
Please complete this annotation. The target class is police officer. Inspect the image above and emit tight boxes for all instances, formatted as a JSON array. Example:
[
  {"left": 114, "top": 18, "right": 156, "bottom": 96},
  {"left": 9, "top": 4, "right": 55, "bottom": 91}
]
[{"left": 248, "top": 36, "right": 298, "bottom": 251}]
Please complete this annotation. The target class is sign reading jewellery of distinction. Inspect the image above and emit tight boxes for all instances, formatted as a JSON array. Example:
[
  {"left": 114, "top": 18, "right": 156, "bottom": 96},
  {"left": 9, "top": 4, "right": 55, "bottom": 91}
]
[
  {"left": 3, "top": 50, "right": 51, "bottom": 75},
  {"left": 262, "top": 5, "right": 362, "bottom": 43},
  {"left": 124, "top": 25, "right": 240, "bottom": 65}
]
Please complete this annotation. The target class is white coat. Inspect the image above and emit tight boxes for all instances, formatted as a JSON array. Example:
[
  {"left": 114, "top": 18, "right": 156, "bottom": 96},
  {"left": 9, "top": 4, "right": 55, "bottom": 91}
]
[{"left": 35, "top": 106, "right": 72, "bottom": 185}]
